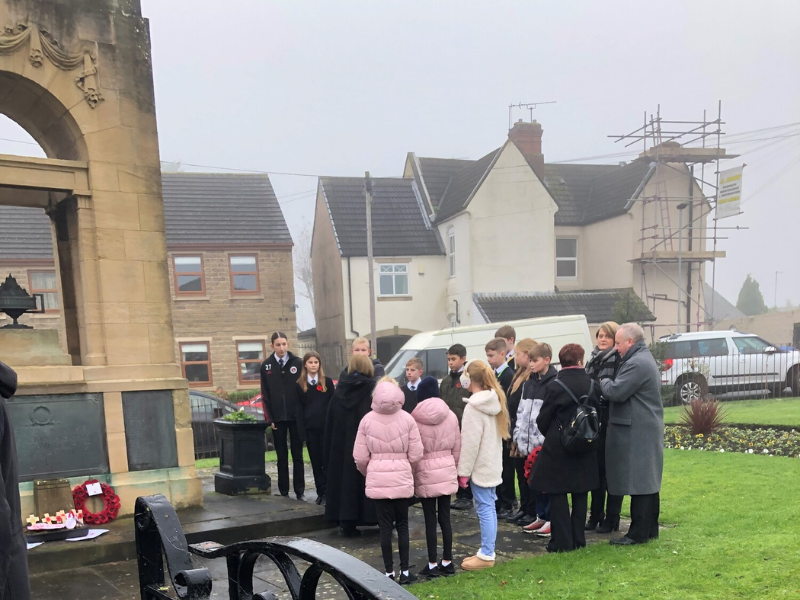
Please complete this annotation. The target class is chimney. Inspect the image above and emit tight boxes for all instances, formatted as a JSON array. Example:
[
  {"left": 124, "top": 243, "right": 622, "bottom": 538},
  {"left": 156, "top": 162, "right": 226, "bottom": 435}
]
[{"left": 508, "top": 119, "right": 544, "bottom": 181}]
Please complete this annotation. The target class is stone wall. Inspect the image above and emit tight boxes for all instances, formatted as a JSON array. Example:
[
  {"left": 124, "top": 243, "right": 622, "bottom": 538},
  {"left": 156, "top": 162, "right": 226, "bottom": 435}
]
[{"left": 168, "top": 247, "right": 297, "bottom": 393}]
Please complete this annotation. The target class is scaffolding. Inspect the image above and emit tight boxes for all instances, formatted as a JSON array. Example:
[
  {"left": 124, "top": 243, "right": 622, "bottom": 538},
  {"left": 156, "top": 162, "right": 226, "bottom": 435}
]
[{"left": 609, "top": 103, "right": 743, "bottom": 334}]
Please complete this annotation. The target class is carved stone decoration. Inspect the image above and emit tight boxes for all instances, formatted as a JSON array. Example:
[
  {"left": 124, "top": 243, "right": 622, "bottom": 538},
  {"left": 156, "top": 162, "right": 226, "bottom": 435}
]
[{"left": 0, "top": 23, "right": 103, "bottom": 108}]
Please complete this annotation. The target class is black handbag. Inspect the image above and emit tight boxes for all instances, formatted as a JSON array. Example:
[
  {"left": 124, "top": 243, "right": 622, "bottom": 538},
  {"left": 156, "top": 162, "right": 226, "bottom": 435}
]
[
  {"left": 0, "top": 359, "right": 18, "bottom": 399},
  {"left": 553, "top": 379, "right": 599, "bottom": 455}
]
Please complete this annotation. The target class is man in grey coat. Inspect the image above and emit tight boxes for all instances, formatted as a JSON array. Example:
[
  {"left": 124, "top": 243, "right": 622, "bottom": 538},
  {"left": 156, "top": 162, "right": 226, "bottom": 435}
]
[
  {"left": 1, "top": 360, "right": 31, "bottom": 600},
  {"left": 599, "top": 323, "right": 664, "bottom": 545}
]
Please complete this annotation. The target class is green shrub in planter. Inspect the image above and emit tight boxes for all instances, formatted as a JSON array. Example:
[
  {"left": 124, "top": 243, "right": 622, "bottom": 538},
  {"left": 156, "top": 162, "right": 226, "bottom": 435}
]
[{"left": 221, "top": 409, "right": 257, "bottom": 423}]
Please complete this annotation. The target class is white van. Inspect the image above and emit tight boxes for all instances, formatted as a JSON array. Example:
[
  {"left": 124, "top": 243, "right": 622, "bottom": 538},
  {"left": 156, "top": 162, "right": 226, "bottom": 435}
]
[{"left": 384, "top": 315, "right": 593, "bottom": 382}]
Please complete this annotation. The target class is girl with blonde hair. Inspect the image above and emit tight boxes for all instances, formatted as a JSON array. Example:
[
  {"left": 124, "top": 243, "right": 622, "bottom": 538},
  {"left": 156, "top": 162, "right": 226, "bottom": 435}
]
[{"left": 456, "top": 360, "right": 510, "bottom": 570}]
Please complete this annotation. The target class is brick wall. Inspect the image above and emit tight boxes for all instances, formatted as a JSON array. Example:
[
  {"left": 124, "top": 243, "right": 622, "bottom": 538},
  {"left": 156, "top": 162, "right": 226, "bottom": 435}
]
[{"left": 168, "top": 248, "right": 297, "bottom": 393}]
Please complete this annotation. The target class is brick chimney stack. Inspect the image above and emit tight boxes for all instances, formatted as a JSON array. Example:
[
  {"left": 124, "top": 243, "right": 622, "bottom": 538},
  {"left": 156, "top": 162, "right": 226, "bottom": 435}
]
[{"left": 508, "top": 119, "right": 544, "bottom": 181}]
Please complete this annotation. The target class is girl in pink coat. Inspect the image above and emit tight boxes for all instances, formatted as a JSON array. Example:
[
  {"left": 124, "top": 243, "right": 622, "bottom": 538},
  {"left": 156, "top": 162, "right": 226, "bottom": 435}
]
[
  {"left": 354, "top": 379, "right": 424, "bottom": 584},
  {"left": 411, "top": 376, "right": 461, "bottom": 578}
]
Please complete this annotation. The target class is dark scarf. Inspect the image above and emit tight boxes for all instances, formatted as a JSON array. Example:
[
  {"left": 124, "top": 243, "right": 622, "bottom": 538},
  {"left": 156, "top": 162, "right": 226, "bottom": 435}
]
[{"left": 585, "top": 345, "right": 620, "bottom": 382}]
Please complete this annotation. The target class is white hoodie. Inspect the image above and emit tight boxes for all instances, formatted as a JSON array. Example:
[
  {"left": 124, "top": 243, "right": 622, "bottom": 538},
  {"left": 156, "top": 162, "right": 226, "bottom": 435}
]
[{"left": 457, "top": 389, "right": 503, "bottom": 488}]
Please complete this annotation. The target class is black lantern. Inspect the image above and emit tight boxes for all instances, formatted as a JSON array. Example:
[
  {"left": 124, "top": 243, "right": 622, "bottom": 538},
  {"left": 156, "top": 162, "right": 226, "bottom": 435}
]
[{"left": 0, "top": 274, "right": 45, "bottom": 329}]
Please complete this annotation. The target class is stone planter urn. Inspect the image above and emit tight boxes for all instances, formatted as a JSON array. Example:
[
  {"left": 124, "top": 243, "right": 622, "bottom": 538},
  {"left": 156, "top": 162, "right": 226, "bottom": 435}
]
[{"left": 213, "top": 419, "right": 271, "bottom": 495}]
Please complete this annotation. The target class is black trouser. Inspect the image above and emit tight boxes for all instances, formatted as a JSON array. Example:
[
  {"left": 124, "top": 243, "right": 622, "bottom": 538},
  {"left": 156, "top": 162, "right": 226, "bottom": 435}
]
[
  {"left": 305, "top": 427, "right": 326, "bottom": 497},
  {"left": 627, "top": 493, "right": 660, "bottom": 543},
  {"left": 495, "top": 441, "right": 516, "bottom": 511},
  {"left": 374, "top": 498, "right": 410, "bottom": 573},
  {"left": 513, "top": 456, "right": 532, "bottom": 514},
  {"left": 588, "top": 465, "right": 623, "bottom": 523},
  {"left": 420, "top": 496, "right": 453, "bottom": 563},
  {"left": 273, "top": 420, "right": 304, "bottom": 497},
  {"left": 548, "top": 492, "right": 588, "bottom": 552}
]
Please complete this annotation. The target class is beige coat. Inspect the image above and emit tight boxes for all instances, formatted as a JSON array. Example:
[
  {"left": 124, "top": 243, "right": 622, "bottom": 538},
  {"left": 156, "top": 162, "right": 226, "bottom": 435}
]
[{"left": 457, "top": 390, "right": 503, "bottom": 488}]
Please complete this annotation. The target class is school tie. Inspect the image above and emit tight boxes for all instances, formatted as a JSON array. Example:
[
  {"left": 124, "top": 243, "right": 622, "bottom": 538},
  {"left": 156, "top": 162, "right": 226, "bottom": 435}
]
[
  {"left": 311, "top": 379, "right": 317, "bottom": 386},
  {"left": 410, "top": 384, "right": 416, "bottom": 391}
]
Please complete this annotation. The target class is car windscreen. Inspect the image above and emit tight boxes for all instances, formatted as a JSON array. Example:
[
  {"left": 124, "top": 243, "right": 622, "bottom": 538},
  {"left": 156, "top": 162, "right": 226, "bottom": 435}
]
[{"left": 385, "top": 348, "right": 450, "bottom": 383}]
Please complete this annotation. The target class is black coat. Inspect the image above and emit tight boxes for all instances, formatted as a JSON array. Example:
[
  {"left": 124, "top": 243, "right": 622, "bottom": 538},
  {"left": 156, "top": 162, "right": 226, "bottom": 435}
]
[
  {"left": 297, "top": 376, "right": 335, "bottom": 432},
  {"left": 260, "top": 352, "right": 304, "bottom": 425},
  {"left": 1, "top": 361, "right": 31, "bottom": 600},
  {"left": 323, "top": 372, "right": 378, "bottom": 526},
  {"left": 585, "top": 347, "right": 621, "bottom": 468},
  {"left": 530, "top": 368, "right": 600, "bottom": 495}
]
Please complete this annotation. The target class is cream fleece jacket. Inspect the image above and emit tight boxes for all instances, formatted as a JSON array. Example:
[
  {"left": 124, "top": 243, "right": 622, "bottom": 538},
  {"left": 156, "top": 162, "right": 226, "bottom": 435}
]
[{"left": 456, "top": 389, "right": 503, "bottom": 488}]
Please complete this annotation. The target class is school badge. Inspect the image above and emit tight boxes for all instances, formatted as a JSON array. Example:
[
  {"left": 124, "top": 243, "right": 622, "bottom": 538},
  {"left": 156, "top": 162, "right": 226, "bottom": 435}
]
[{"left": 290, "top": 366, "right": 298, "bottom": 374}]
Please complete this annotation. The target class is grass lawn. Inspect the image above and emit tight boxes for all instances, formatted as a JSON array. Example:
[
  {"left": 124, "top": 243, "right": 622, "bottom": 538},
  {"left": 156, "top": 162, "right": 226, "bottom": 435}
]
[
  {"left": 414, "top": 450, "right": 800, "bottom": 599},
  {"left": 196, "top": 448, "right": 311, "bottom": 470},
  {"left": 664, "top": 397, "right": 800, "bottom": 426}
]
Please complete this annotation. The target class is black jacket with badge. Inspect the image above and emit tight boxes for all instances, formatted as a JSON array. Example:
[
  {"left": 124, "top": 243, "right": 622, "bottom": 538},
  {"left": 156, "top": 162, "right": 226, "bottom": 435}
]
[
  {"left": 260, "top": 351, "right": 304, "bottom": 425},
  {"left": 440, "top": 370, "right": 470, "bottom": 424},
  {"left": 530, "top": 368, "right": 600, "bottom": 495},
  {"left": 1, "top": 360, "right": 32, "bottom": 600},
  {"left": 296, "top": 376, "right": 335, "bottom": 432}
]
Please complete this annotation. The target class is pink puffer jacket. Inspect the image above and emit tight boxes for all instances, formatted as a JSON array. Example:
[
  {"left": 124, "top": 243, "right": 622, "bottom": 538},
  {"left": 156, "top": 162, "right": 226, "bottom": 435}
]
[
  {"left": 354, "top": 382, "right": 424, "bottom": 500},
  {"left": 411, "top": 397, "right": 461, "bottom": 498}
]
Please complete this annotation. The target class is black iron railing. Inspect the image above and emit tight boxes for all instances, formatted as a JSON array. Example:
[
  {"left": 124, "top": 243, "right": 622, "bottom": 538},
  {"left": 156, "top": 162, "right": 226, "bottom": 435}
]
[{"left": 135, "top": 494, "right": 416, "bottom": 600}]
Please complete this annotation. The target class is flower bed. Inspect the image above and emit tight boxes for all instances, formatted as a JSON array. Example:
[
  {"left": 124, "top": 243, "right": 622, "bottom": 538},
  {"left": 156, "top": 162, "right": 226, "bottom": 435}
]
[{"left": 665, "top": 425, "right": 800, "bottom": 457}]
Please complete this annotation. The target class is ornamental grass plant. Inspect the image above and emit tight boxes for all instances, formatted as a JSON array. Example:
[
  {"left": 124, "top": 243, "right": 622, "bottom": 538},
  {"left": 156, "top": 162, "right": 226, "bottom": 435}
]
[{"left": 680, "top": 398, "right": 728, "bottom": 436}]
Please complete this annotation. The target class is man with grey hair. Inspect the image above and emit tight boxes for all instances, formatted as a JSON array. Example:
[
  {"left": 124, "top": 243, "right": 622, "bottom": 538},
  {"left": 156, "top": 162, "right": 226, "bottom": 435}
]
[{"left": 599, "top": 323, "right": 664, "bottom": 545}]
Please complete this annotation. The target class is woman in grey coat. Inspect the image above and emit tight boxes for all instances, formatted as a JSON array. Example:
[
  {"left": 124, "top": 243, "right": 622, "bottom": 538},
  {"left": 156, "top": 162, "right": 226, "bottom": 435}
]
[{"left": 599, "top": 324, "right": 664, "bottom": 546}]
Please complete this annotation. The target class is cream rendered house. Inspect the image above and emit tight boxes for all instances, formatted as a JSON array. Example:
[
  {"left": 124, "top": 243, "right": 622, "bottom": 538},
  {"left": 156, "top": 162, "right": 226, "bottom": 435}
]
[{"left": 312, "top": 121, "right": 723, "bottom": 370}]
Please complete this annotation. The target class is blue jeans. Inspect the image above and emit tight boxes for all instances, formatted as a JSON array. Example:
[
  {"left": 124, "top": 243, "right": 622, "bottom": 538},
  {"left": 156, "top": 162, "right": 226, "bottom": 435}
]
[
  {"left": 470, "top": 483, "right": 498, "bottom": 559},
  {"left": 535, "top": 492, "right": 550, "bottom": 521}
]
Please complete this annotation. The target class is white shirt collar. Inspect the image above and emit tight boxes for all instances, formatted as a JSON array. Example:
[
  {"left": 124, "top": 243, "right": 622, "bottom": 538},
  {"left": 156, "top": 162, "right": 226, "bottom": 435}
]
[
  {"left": 495, "top": 362, "right": 508, "bottom": 375},
  {"left": 274, "top": 352, "right": 286, "bottom": 364},
  {"left": 407, "top": 380, "right": 419, "bottom": 390},
  {"left": 307, "top": 374, "right": 319, "bottom": 384}
]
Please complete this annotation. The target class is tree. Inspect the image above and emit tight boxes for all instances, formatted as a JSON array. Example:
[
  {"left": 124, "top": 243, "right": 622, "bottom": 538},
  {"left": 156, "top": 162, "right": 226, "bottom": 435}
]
[
  {"left": 735, "top": 274, "right": 768, "bottom": 316},
  {"left": 293, "top": 219, "right": 314, "bottom": 315},
  {"left": 612, "top": 290, "right": 645, "bottom": 325}
]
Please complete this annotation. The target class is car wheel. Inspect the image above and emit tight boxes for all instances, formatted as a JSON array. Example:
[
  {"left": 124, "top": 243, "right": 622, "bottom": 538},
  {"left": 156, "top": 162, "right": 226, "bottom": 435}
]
[
  {"left": 790, "top": 366, "right": 800, "bottom": 396},
  {"left": 676, "top": 375, "right": 707, "bottom": 404}
]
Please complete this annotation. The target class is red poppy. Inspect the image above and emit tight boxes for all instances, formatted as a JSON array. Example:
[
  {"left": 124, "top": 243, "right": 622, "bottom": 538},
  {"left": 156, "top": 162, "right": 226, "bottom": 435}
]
[
  {"left": 316, "top": 385, "right": 323, "bottom": 392},
  {"left": 456, "top": 383, "right": 461, "bottom": 388}
]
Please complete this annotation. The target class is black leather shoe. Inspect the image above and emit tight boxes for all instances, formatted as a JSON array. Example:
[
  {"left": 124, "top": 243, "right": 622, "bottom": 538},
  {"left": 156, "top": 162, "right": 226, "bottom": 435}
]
[
  {"left": 597, "top": 516, "right": 620, "bottom": 533},
  {"left": 451, "top": 498, "right": 473, "bottom": 510},
  {"left": 314, "top": 495, "right": 323, "bottom": 505},
  {"left": 339, "top": 526, "right": 361, "bottom": 538},
  {"left": 585, "top": 519, "right": 601, "bottom": 531},
  {"left": 610, "top": 535, "right": 644, "bottom": 546},
  {"left": 506, "top": 509, "right": 526, "bottom": 523},
  {"left": 296, "top": 494, "right": 306, "bottom": 501},
  {"left": 516, "top": 513, "right": 537, "bottom": 527},
  {"left": 496, "top": 508, "right": 512, "bottom": 519}
]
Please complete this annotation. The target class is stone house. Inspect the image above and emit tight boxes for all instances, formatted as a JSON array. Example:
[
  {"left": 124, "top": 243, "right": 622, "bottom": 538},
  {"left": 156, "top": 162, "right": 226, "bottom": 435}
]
[
  {"left": 0, "top": 172, "right": 296, "bottom": 393},
  {"left": 312, "top": 120, "right": 728, "bottom": 367}
]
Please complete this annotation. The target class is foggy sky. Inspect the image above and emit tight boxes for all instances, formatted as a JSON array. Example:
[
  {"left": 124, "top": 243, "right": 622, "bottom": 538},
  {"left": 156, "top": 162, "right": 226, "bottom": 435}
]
[{"left": 2, "top": 0, "right": 799, "bottom": 331}]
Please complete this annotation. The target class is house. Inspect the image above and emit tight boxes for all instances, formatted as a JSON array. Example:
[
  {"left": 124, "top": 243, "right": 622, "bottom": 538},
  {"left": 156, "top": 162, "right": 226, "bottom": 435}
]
[
  {"left": 0, "top": 172, "right": 296, "bottom": 392},
  {"left": 312, "top": 120, "right": 727, "bottom": 367}
]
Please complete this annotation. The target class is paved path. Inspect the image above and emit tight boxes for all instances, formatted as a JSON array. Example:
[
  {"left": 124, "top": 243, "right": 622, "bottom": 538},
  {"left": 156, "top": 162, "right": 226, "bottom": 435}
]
[{"left": 29, "top": 466, "right": 629, "bottom": 599}]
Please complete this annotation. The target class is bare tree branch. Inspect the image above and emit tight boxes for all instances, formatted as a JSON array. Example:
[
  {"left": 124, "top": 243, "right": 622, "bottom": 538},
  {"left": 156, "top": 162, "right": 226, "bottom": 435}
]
[{"left": 293, "top": 219, "right": 314, "bottom": 315}]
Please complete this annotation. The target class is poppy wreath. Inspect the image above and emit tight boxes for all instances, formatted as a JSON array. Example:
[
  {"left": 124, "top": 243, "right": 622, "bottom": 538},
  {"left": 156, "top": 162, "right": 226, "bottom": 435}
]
[{"left": 72, "top": 480, "right": 121, "bottom": 524}]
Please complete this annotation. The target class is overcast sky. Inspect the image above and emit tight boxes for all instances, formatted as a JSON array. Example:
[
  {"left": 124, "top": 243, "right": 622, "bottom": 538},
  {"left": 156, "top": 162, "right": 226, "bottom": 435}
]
[{"left": 2, "top": 0, "right": 798, "bottom": 330}]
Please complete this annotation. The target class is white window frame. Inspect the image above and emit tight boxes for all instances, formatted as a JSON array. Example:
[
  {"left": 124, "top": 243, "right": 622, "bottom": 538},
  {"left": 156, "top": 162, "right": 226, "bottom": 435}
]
[
  {"left": 556, "top": 237, "right": 578, "bottom": 279},
  {"left": 448, "top": 227, "right": 456, "bottom": 278},
  {"left": 378, "top": 263, "right": 410, "bottom": 297}
]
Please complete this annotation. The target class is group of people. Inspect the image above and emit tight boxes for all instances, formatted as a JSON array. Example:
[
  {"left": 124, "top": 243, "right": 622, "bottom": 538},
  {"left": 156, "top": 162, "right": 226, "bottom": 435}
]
[{"left": 260, "top": 321, "right": 665, "bottom": 582}]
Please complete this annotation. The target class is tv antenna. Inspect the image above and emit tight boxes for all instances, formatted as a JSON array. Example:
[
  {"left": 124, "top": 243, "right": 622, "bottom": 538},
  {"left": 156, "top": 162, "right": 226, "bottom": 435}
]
[{"left": 508, "top": 101, "right": 557, "bottom": 129}]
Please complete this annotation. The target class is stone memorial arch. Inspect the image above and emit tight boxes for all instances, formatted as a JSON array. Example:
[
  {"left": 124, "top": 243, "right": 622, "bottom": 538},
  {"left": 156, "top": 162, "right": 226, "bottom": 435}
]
[{"left": 0, "top": 0, "right": 201, "bottom": 516}]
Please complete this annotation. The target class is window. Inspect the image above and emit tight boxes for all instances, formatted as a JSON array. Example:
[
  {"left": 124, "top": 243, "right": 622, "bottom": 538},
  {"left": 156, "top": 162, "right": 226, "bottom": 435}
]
[
  {"left": 733, "top": 337, "right": 772, "bottom": 355},
  {"left": 556, "top": 238, "right": 578, "bottom": 278},
  {"left": 180, "top": 342, "right": 212, "bottom": 386},
  {"left": 379, "top": 264, "right": 409, "bottom": 296},
  {"left": 696, "top": 338, "right": 729, "bottom": 357},
  {"left": 173, "top": 256, "right": 205, "bottom": 294},
  {"left": 237, "top": 340, "right": 265, "bottom": 384},
  {"left": 229, "top": 255, "right": 259, "bottom": 293},
  {"left": 448, "top": 227, "right": 456, "bottom": 277},
  {"left": 29, "top": 270, "right": 59, "bottom": 312}
]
